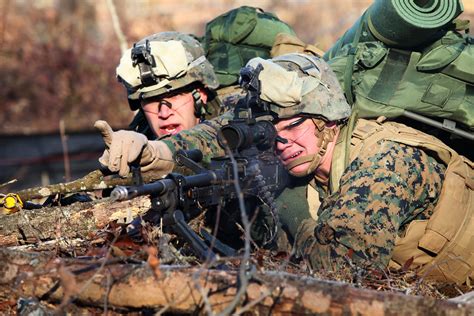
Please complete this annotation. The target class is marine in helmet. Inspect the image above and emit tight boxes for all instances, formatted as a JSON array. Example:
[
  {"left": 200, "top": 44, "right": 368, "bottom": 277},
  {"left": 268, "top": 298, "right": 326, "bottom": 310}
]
[
  {"left": 96, "top": 53, "right": 473, "bottom": 284},
  {"left": 239, "top": 54, "right": 471, "bottom": 284},
  {"left": 117, "top": 32, "right": 224, "bottom": 139}
]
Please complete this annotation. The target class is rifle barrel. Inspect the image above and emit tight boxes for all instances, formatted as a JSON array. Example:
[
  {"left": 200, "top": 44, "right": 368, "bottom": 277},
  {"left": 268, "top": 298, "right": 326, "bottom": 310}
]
[{"left": 111, "top": 178, "right": 176, "bottom": 201}]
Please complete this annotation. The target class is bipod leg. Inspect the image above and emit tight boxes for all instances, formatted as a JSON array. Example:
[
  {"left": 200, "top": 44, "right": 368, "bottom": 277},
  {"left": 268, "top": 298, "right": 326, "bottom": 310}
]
[
  {"left": 172, "top": 210, "right": 217, "bottom": 262},
  {"left": 200, "top": 228, "right": 236, "bottom": 257}
]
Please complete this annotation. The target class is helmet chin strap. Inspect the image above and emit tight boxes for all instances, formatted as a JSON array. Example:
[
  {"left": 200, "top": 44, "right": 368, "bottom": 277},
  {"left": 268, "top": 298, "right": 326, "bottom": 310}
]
[
  {"left": 285, "top": 118, "right": 337, "bottom": 178},
  {"left": 191, "top": 89, "right": 206, "bottom": 121}
]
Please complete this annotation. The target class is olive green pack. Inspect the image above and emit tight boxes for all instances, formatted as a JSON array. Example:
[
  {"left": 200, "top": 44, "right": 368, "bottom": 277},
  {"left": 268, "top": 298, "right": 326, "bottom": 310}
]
[
  {"left": 323, "top": 0, "right": 473, "bottom": 143},
  {"left": 325, "top": 29, "right": 474, "bottom": 143},
  {"left": 200, "top": 6, "right": 296, "bottom": 87}
]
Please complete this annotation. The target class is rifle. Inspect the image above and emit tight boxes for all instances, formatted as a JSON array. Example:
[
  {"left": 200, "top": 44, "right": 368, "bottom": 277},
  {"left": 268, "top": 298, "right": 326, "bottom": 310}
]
[{"left": 110, "top": 63, "right": 288, "bottom": 260}]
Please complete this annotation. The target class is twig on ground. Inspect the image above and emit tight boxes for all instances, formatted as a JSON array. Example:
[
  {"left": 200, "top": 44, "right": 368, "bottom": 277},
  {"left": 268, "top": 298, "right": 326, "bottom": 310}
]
[{"left": 216, "top": 144, "right": 253, "bottom": 316}]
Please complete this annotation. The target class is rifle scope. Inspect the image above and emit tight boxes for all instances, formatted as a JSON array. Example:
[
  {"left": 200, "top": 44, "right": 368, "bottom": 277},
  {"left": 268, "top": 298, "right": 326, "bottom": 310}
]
[{"left": 218, "top": 120, "right": 276, "bottom": 152}]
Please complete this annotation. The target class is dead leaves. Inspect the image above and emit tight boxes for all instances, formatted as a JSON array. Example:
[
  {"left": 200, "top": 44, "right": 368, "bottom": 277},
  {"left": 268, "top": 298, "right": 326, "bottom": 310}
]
[{"left": 146, "top": 246, "right": 161, "bottom": 279}]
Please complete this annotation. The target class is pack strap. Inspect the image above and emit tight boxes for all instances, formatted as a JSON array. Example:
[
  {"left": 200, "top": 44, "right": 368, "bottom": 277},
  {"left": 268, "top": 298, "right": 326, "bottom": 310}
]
[
  {"left": 343, "top": 11, "right": 368, "bottom": 105},
  {"left": 367, "top": 49, "right": 411, "bottom": 103},
  {"left": 453, "top": 18, "right": 470, "bottom": 33},
  {"left": 329, "top": 112, "right": 358, "bottom": 194}
]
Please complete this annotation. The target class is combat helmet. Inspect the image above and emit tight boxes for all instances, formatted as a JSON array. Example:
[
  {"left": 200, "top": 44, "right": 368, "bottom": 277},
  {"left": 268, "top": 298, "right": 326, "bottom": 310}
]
[
  {"left": 116, "top": 32, "right": 219, "bottom": 115},
  {"left": 245, "top": 53, "right": 351, "bottom": 122},
  {"left": 243, "top": 53, "right": 351, "bottom": 177}
]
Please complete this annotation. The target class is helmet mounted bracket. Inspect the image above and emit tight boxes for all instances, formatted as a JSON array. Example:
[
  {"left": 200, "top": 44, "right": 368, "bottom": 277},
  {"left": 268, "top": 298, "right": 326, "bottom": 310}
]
[{"left": 131, "top": 40, "right": 158, "bottom": 87}]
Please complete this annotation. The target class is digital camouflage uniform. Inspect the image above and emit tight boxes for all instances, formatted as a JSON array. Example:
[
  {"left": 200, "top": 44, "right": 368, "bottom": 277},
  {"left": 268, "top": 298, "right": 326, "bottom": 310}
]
[{"left": 296, "top": 135, "right": 445, "bottom": 271}]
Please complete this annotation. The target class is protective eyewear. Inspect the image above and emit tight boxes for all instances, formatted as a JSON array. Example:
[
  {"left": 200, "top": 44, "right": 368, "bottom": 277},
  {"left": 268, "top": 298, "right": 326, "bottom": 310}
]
[
  {"left": 142, "top": 97, "right": 193, "bottom": 115},
  {"left": 276, "top": 117, "right": 312, "bottom": 144}
]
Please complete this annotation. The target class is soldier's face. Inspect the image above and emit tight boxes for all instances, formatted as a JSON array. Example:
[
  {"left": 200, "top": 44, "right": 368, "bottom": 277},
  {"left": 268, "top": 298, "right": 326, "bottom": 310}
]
[
  {"left": 275, "top": 117, "right": 320, "bottom": 174},
  {"left": 142, "top": 89, "right": 206, "bottom": 137}
]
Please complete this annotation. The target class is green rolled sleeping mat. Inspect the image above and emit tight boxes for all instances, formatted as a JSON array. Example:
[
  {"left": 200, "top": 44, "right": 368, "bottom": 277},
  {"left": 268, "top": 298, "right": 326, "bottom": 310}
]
[
  {"left": 325, "top": 0, "right": 464, "bottom": 59},
  {"left": 368, "top": 0, "right": 464, "bottom": 48}
]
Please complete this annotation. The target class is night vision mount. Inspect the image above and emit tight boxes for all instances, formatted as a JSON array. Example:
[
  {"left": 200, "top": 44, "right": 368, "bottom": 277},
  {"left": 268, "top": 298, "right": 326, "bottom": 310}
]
[{"left": 131, "top": 40, "right": 158, "bottom": 87}]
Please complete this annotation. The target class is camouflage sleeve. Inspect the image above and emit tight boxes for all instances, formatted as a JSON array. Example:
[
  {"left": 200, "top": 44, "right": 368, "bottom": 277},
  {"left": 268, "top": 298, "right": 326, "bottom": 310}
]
[
  {"left": 161, "top": 111, "right": 234, "bottom": 165},
  {"left": 296, "top": 140, "right": 446, "bottom": 271}
]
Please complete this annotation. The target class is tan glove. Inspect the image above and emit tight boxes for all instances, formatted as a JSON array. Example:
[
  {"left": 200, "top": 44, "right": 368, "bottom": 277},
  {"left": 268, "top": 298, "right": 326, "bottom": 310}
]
[{"left": 94, "top": 120, "right": 175, "bottom": 177}]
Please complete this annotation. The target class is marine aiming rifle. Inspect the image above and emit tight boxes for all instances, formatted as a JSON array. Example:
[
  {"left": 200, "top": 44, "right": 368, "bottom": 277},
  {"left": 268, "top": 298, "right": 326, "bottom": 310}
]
[{"left": 110, "top": 63, "right": 288, "bottom": 260}]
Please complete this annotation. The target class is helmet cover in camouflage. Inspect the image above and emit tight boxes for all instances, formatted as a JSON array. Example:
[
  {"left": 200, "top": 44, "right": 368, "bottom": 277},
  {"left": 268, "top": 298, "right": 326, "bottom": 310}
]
[
  {"left": 117, "top": 32, "right": 219, "bottom": 110},
  {"left": 245, "top": 53, "right": 351, "bottom": 121}
]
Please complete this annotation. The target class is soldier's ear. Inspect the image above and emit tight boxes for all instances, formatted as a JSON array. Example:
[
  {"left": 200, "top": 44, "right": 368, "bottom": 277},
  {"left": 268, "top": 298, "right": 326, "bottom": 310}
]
[{"left": 197, "top": 87, "right": 208, "bottom": 104}]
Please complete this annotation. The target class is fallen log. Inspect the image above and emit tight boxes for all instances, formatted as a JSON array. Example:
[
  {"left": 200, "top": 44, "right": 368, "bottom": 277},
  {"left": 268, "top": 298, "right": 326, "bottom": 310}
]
[
  {"left": 11, "top": 169, "right": 167, "bottom": 202},
  {"left": 0, "top": 196, "right": 151, "bottom": 246},
  {"left": 0, "top": 249, "right": 472, "bottom": 315}
]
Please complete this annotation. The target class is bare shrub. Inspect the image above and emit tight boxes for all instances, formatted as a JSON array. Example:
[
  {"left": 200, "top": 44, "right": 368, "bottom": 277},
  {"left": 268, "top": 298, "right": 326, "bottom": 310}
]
[{"left": 0, "top": 1, "right": 131, "bottom": 134}]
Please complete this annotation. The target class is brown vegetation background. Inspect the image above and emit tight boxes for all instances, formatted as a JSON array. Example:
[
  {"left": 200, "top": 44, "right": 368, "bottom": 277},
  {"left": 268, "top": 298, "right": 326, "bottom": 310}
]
[{"left": 1, "top": 0, "right": 473, "bottom": 135}]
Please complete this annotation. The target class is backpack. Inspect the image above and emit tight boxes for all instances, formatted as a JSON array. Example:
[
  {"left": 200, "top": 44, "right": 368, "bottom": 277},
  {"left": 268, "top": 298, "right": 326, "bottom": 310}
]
[
  {"left": 323, "top": 4, "right": 473, "bottom": 158},
  {"left": 200, "top": 6, "right": 296, "bottom": 87},
  {"left": 327, "top": 30, "right": 473, "bottom": 127}
]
